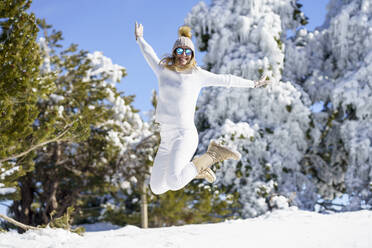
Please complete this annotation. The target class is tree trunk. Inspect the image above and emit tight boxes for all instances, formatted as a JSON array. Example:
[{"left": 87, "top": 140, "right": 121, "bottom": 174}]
[
  {"left": 9, "top": 174, "right": 36, "bottom": 232},
  {"left": 19, "top": 175, "right": 34, "bottom": 226},
  {"left": 140, "top": 181, "right": 148, "bottom": 228}
]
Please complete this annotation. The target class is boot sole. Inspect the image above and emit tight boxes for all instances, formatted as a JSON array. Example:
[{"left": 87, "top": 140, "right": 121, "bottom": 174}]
[
  {"left": 195, "top": 168, "right": 216, "bottom": 183},
  {"left": 205, "top": 168, "right": 216, "bottom": 183}
]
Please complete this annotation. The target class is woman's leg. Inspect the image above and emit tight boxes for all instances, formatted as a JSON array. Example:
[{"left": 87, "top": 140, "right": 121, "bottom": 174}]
[
  {"left": 165, "top": 126, "right": 199, "bottom": 191},
  {"left": 150, "top": 124, "right": 199, "bottom": 194},
  {"left": 149, "top": 141, "right": 171, "bottom": 195}
]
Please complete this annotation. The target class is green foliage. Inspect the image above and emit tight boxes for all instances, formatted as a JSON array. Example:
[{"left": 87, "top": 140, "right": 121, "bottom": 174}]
[
  {"left": 39, "top": 206, "right": 85, "bottom": 236},
  {"left": 0, "top": 0, "right": 91, "bottom": 204},
  {"left": 194, "top": 26, "right": 214, "bottom": 52},
  {"left": 286, "top": 105, "right": 292, "bottom": 112},
  {"left": 0, "top": 0, "right": 49, "bottom": 201},
  {"left": 95, "top": 140, "right": 244, "bottom": 229},
  {"left": 293, "top": 1, "right": 308, "bottom": 26},
  {"left": 274, "top": 36, "right": 283, "bottom": 51},
  {"left": 0, "top": 0, "right": 50, "bottom": 160},
  {"left": 104, "top": 181, "right": 240, "bottom": 228},
  {"left": 101, "top": 189, "right": 142, "bottom": 226}
]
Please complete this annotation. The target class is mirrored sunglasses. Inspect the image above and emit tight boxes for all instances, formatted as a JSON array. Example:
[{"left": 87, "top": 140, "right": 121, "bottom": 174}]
[{"left": 175, "top": 47, "right": 192, "bottom": 56}]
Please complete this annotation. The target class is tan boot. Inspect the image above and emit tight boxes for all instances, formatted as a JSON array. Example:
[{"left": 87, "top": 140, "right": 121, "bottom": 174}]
[
  {"left": 192, "top": 140, "right": 241, "bottom": 174},
  {"left": 195, "top": 168, "right": 216, "bottom": 183}
]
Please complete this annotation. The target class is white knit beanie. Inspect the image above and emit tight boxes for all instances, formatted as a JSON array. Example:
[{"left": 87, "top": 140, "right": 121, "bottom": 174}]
[{"left": 172, "top": 26, "right": 195, "bottom": 54}]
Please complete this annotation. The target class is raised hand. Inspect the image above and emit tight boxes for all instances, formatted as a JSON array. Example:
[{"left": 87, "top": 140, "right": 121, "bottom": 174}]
[
  {"left": 135, "top": 21, "right": 143, "bottom": 41},
  {"left": 254, "top": 74, "right": 271, "bottom": 88}
]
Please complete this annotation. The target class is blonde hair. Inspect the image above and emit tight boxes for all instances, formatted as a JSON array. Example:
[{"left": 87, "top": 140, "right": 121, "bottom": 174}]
[
  {"left": 159, "top": 25, "right": 197, "bottom": 72},
  {"left": 160, "top": 55, "right": 197, "bottom": 72}
]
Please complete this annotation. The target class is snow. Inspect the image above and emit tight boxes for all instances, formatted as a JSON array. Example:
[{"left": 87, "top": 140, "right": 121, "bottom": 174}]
[
  {"left": 0, "top": 164, "right": 19, "bottom": 195},
  {"left": 0, "top": 208, "right": 371, "bottom": 248},
  {"left": 0, "top": 166, "right": 20, "bottom": 180},
  {"left": 38, "top": 37, "right": 51, "bottom": 73},
  {"left": 85, "top": 51, "right": 124, "bottom": 86},
  {"left": 49, "top": 94, "right": 65, "bottom": 103},
  {"left": 0, "top": 186, "right": 16, "bottom": 195},
  {"left": 80, "top": 222, "right": 120, "bottom": 232}
]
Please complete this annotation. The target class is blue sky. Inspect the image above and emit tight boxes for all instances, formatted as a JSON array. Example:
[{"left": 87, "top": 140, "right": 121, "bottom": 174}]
[
  {"left": 1, "top": 0, "right": 329, "bottom": 216},
  {"left": 28, "top": 0, "right": 329, "bottom": 120}
]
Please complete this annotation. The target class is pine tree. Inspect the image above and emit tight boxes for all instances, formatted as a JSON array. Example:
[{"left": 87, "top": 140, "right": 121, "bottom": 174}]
[
  {"left": 284, "top": 0, "right": 372, "bottom": 211},
  {"left": 7, "top": 20, "right": 142, "bottom": 227},
  {"left": 186, "top": 0, "right": 314, "bottom": 217},
  {"left": 0, "top": 0, "right": 89, "bottom": 206},
  {"left": 0, "top": 0, "right": 57, "bottom": 201}
]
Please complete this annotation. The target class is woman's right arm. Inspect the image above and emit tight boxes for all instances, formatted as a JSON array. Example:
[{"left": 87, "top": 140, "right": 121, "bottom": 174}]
[{"left": 135, "top": 22, "right": 161, "bottom": 74}]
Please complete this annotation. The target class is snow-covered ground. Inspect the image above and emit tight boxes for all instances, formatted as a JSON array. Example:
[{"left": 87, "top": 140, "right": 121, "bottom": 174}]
[{"left": 0, "top": 207, "right": 371, "bottom": 248}]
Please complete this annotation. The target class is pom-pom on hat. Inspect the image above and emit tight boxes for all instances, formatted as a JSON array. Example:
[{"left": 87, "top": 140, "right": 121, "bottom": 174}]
[{"left": 172, "top": 25, "right": 195, "bottom": 55}]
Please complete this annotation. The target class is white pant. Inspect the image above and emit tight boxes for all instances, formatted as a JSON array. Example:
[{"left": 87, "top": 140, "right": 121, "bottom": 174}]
[{"left": 150, "top": 124, "right": 199, "bottom": 195}]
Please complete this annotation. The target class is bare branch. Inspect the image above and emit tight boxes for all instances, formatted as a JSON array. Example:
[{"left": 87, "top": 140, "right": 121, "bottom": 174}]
[
  {"left": 0, "top": 214, "right": 40, "bottom": 231},
  {"left": 0, "top": 121, "right": 76, "bottom": 163}
]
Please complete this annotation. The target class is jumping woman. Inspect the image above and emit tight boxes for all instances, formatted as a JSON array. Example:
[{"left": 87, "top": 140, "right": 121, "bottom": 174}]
[{"left": 135, "top": 22, "right": 270, "bottom": 195}]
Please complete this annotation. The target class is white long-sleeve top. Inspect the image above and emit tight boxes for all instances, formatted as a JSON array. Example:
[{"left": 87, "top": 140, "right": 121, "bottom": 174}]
[{"left": 137, "top": 37, "right": 255, "bottom": 127}]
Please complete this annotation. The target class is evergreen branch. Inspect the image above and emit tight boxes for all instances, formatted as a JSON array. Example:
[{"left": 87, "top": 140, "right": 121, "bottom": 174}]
[
  {"left": 60, "top": 163, "right": 82, "bottom": 176},
  {"left": 114, "top": 133, "right": 158, "bottom": 172},
  {"left": 0, "top": 121, "right": 76, "bottom": 163},
  {"left": 134, "top": 134, "right": 158, "bottom": 150},
  {"left": 0, "top": 214, "right": 40, "bottom": 231}
]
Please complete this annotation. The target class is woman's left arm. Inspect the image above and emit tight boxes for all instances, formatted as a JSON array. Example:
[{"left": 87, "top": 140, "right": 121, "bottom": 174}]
[{"left": 199, "top": 68, "right": 270, "bottom": 88}]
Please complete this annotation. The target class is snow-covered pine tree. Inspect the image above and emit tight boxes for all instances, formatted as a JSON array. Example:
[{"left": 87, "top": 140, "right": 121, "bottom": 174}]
[
  {"left": 284, "top": 0, "right": 372, "bottom": 211},
  {"left": 186, "top": 0, "right": 316, "bottom": 217}
]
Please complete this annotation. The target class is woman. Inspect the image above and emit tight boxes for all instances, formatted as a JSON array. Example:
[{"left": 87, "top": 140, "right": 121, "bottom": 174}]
[{"left": 135, "top": 22, "right": 270, "bottom": 195}]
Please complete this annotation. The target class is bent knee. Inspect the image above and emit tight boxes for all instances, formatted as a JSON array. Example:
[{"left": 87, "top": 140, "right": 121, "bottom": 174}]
[
  {"left": 149, "top": 180, "right": 168, "bottom": 195},
  {"left": 165, "top": 174, "right": 183, "bottom": 191}
]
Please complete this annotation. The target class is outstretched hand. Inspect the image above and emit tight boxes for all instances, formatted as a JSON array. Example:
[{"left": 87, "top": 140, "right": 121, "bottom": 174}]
[
  {"left": 135, "top": 21, "right": 143, "bottom": 41},
  {"left": 254, "top": 75, "right": 271, "bottom": 88}
]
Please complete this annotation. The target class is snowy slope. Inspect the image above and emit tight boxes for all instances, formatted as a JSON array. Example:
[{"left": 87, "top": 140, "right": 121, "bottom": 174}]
[{"left": 0, "top": 208, "right": 371, "bottom": 248}]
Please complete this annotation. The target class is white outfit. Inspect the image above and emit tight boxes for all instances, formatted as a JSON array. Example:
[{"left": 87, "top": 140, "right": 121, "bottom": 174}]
[{"left": 137, "top": 37, "right": 255, "bottom": 194}]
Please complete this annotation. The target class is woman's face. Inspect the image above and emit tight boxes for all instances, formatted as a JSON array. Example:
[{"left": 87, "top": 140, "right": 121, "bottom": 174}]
[{"left": 174, "top": 46, "right": 193, "bottom": 66}]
